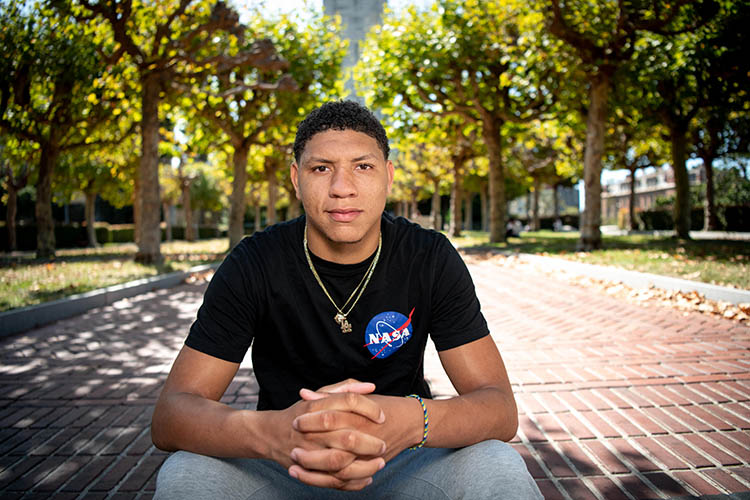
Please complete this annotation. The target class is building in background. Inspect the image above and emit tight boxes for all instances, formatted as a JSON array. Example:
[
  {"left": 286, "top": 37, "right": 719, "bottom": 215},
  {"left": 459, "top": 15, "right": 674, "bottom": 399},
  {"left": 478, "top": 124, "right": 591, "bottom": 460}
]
[
  {"left": 508, "top": 185, "right": 580, "bottom": 221},
  {"left": 601, "top": 165, "right": 706, "bottom": 222},
  {"left": 323, "top": 0, "right": 387, "bottom": 101}
]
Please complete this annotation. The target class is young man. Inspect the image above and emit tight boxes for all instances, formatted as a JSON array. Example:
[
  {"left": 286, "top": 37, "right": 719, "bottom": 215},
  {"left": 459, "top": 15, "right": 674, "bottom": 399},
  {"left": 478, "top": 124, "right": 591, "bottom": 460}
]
[{"left": 152, "top": 101, "right": 542, "bottom": 499}]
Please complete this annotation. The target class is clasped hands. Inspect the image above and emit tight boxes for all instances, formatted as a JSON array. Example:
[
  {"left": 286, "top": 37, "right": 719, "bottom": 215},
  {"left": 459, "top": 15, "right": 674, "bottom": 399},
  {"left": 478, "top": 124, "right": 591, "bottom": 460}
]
[{"left": 272, "top": 379, "right": 404, "bottom": 491}]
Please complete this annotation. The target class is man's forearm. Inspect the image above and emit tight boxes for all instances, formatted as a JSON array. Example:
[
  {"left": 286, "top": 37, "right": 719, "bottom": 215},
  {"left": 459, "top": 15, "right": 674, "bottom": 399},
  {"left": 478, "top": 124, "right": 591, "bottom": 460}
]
[
  {"left": 151, "top": 392, "right": 272, "bottom": 459},
  {"left": 422, "top": 386, "right": 518, "bottom": 447}
]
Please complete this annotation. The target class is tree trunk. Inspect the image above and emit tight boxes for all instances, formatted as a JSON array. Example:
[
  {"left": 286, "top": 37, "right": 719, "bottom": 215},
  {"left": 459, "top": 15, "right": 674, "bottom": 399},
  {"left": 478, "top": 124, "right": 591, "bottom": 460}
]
[
  {"left": 287, "top": 193, "right": 300, "bottom": 220},
  {"left": 431, "top": 179, "right": 441, "bottom": 230},
  {"left": 133, "top": 174, "right": 141, "bottom": 246},
  {"left": 265, "top": 158, "right": 278, "bottom": 227},
  {"left": 163, "top": 201, "right": 173, "bottom": 241},
  {"left": 532, "top": 177, "right": 541, "bottom": 231},
  {"left": 553, "top": 183, "right": 560, "bottom": 221},
  {"left": 628, "top": 167, "right": 637, "bottom": 231},
  {"left": 670, "top": 123, "right": 692, "bottom": 239},
  {"left": 480, "top": 181, "right": 488, "bottom": 232},
  {"left": 136, "top": 77, "right": 163, "bottom": 263},
  {"left": 228, "top": 144, "right": 249, "bottom": 249},
  {"left": 464, "top": 193, "right": 473, "bottom": 231},
  {"left": 6, "top": 186, "right": 18, "bottom": 251},
  {"left": 85, "top": 190, "right": 99, "bottom": 247},
  {"left": 253, "top": 199, "right": 261, "bottom": 233},
  {"left": 35, "top": 139, "right": 59, "bottom": 259},
  {"left": 578, "top": 72, "right": 610, "bottom": 250},
  {"left": 483, "top": 120, "right": 506, "bottom": 243},
  {"left": 182, "top": 180, "right": 195, "bottom": 242},
  {"left": 409, "top": 197, "right": 418, "bottom": 219},
  {"left": 449, "top": 168, "right": 462, "bottom": 237},
  {"left": 702, "top": 153, "right": 719, "bottom": 231}
]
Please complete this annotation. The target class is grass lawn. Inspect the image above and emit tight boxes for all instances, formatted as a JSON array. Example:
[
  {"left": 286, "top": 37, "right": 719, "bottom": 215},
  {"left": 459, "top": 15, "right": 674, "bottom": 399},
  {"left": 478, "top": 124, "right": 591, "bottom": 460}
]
[
  {"left": 0, "top": 239, "right": 229, "bottom": 312},
  {"left": 450, "top": 230, "right": 750, "bottom": 290}
]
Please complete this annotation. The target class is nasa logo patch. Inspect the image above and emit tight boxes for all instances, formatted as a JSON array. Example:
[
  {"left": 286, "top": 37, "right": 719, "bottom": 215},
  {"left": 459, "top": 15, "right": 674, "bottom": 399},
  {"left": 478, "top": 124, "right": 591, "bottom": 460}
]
[{"left": 364, "top": 308, "right": 415, "bottom": 359}]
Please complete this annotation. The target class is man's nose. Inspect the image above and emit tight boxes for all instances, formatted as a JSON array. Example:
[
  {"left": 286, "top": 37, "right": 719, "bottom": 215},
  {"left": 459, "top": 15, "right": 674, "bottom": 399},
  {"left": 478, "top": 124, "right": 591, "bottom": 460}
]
[{"left": 329, "top": 168, "right": 357, "bottom": 198}]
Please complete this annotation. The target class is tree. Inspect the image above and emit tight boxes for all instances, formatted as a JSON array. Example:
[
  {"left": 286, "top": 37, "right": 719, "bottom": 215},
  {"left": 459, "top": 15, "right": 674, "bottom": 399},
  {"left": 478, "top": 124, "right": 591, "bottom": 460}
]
[
  {"left": 689, "top": 5, "right": 750, "bottom": 230},
  {"left": 0, "top": 137, "right": 35, "bottom": 251},
  {"left": 183, "top": 10, "right": 345, "bottom": 248},
  {"left": 605, "top": 79, "right": 669, "bottom": 231},
  {"left": 0, "top": 1, "right": 130, "bottom": 258},
  {"left": 545, "top": 0, "right": 717, "bottom": 248},
  {"left": 64, "top": 0, "right": 288, "bottom": 262},
  {"left": 358, "top": 0, "right": 559, "bottom": 243}
]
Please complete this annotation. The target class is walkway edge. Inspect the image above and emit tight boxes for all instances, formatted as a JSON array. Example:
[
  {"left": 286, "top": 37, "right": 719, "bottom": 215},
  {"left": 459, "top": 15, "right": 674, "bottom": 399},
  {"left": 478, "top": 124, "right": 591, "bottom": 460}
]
[
  {"left": 517, "top": 253, "right": 750, "bottom": 305},
  {"left": 0, "top": 262, "right": 220, "bottom": 339}
]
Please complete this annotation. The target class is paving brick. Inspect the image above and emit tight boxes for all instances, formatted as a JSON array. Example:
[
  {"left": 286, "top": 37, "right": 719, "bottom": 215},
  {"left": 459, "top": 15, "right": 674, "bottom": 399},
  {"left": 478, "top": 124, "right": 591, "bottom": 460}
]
[
  {"left": 8, "top": 428, "right": 58, "bottom": 456},
  {"left": 518, "top": 416, "right": 546, "bottom": 443},
  {"left": 702, "top": 404, "right": 750, "bottom": 430},
  {"left": 118, "top": 455, "right": 165, "bottom": 492},
  {"left": 555, "top": 441, "right": 600, "bottom": 476},
  {"left": 556, "top": 391, "right": 592, "bottom": 412},
  {"left": 533, "top": 414, "right": 569, "bottom": 441},
  {"left": 587, "top": 476, "right": 632, "bottom": 500},
  {"left": 89, "top": 456, "right": 139, "bottom": 491},
  {"left": 599, "top": 409, "right": 646, "bottom": 437},
  {"left": 577, "top": 410, "right": 621, "bottom": 438},
  {"left": 535, "top": 479, "right": 564, "bottom": 500},
  {"left": 5, "top": 455, "right": 67, "bottom": 492},
  {"left": 100, "top": 427, "right": 140, "bottom": 455},
  {"left": 557, "top": 478, "right": 599, "bottom": 500},
  {"left": 703, "top": 468, "right": 750, "bottom": 492},
  {"left": 642, "top": 407, "right": 692, "bottom": 433},
  {"left": 682, "top": 433, "right": 742, "bottom": 466},
  {"left": 555, "top": 412, "right": 597, "bottom": 440},
  {"left": 725, "top": 430, "right": 750, "bottom": 448},
  {"left": 689, "top": 383, "right": 733, "bottom": 403},
  {"left": 672, "top": 470, "right": 723, "bottom": 495},
  {"left": 633, "top": 437, "right": 690, "bottom": 470},
  {"left": 642, "top": 472, "right": 692, "bottom": 497},
  {"left": 61, "top": 455, "right": 115, "bottom": 493},
  {"left": 706, "top": 432, "right": 750, "bottom": 461},
  {"left": 579, "top": 440, "right": 629, "bottom": 474},
  {"left": 34, "top": 455, "right": 90, "bottom": 492},
  {"left": 682, "top": 404, "right": 737, "bottom": 431},
  {"left": 654, "top": 435, "right": 714, "bottom": 468},
  {"left": 511, "top": 444, "right": 546, "bottom": 479},
  {"left": 532, "top": 443, "right": 576, "bottom": 478},
  {"left": 0, "top": 456, "right": 45, "bottom": 489}
]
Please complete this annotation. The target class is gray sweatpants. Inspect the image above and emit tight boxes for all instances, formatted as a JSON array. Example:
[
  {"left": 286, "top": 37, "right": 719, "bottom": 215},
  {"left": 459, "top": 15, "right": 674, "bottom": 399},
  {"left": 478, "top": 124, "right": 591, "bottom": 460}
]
[{"left": 154, "top": 439, "right": 543, "bottom": 499}]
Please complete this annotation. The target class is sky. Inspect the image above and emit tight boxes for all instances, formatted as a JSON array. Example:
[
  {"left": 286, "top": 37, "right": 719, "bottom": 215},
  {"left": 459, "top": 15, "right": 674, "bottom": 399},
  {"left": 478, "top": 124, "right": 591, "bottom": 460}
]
[{"left": 236, "top": 0, "right": 432, "bottom": 18}]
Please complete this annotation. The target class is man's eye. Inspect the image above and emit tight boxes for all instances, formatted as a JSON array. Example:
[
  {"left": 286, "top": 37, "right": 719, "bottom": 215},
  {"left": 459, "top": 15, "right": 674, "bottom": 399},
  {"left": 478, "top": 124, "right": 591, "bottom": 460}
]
[
  {"left": 312, "top": 165, "right": 329, "bottom": 173},
  {"left": 356, "top": 163, "right": 374, "bottom": 170}
]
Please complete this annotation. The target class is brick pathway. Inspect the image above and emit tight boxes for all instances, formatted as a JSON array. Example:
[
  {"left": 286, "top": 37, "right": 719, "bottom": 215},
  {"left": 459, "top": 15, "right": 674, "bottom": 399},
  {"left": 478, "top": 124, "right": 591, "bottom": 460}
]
[{"left": 1, "top": 256, "right": 748, "bottom": 499}]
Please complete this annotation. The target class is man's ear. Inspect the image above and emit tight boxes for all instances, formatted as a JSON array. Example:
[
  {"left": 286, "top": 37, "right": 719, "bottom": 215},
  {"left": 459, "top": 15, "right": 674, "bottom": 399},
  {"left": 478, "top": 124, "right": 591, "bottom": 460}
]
[
  {"left": 386, "top": 160, "right": 395, "bottom": 195},
  {"left": 291, "top": 162, "right": 301, "bottom": 200}
]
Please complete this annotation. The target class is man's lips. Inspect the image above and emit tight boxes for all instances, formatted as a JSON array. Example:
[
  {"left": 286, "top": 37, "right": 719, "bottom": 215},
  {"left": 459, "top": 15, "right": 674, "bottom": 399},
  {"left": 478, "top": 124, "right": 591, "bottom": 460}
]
[{"left": 326, "top": 209, "right": 362, "bottom": 222}]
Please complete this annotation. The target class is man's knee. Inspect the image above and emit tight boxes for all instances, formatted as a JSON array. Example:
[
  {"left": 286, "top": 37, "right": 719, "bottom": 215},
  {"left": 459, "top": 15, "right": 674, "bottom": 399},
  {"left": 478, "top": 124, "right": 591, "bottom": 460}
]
[
  {"left": 457, "top": 440, "right": 542, "bottom": 499},
  {"left": 155, "top": 451, "right": 248, "bottom": 500}
]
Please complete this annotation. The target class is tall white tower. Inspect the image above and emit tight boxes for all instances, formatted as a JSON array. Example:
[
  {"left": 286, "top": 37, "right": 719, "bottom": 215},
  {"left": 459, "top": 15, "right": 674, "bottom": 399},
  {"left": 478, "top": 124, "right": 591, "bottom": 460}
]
[{"left": 323, "top": 0, "right": 387, "bottom": 101}]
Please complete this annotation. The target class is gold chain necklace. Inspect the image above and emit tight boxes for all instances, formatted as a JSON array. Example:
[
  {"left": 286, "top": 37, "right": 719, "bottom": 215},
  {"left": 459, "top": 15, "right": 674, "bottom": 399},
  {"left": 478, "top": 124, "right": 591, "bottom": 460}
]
[{"left": 303, "top": 225, "right": 382, "bottom": 333}]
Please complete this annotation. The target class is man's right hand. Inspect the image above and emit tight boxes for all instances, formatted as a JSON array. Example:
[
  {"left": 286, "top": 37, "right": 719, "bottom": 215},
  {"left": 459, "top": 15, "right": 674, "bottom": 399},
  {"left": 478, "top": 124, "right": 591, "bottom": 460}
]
[{"left": 263, "top": 387, "right": 387, "bottom": 491}]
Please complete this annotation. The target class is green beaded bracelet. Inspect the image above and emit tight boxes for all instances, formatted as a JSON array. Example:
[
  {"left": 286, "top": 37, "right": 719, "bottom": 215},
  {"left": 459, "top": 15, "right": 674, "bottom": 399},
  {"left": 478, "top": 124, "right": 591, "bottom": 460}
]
[{"left": 406, "top": 394, "right": 428, "bottom": 450}]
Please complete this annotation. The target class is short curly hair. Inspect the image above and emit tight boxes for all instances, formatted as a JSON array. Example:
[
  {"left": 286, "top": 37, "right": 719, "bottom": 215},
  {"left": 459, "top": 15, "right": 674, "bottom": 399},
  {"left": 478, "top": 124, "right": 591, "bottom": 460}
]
[{"left": 293, "top": 100, "right": 390, "bottom": 163}]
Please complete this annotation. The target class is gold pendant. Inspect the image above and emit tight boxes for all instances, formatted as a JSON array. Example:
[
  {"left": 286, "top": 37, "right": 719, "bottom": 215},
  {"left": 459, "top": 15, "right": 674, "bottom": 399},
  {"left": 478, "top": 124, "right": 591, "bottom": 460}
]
[{"left": 334, "top": 313, "right": 352, "bottom": 333}]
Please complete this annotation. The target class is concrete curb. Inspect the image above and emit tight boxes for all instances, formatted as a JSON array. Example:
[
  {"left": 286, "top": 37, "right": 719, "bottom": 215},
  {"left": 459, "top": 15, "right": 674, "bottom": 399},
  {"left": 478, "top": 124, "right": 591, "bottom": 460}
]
[
  {"left": 0, "top": 262, "right": 220, "bottom": 339},
  {"left": 517, "top": 253, "right": 750, "bottom": 305}
]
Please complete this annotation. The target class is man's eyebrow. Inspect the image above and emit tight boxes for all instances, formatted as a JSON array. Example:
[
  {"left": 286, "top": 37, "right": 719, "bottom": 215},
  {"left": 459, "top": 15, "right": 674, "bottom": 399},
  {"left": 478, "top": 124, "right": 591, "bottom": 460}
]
[
  {"left": 305, "top": 157, "right": 335, "bottom": 164},
  {"left": 304, "top": 154, "right": 377, "bottom": 164},
  {"left": 351, "top": 154, "right": 377, "bottom": 162}
]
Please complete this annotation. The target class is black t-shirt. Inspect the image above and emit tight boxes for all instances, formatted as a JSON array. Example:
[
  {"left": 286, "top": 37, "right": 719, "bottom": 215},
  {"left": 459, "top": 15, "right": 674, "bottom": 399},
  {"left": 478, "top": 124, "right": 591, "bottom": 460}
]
[{"left": 186, "top": 213, "right": 489, "bottom": 410}]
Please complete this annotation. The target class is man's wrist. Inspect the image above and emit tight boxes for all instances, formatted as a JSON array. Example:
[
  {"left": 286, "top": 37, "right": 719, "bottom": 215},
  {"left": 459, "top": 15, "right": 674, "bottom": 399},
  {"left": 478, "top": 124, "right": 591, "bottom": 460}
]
[{"left": 406, "top": 394, "right": 429, "bottom": 449}]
